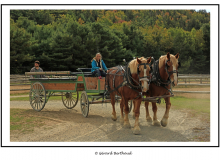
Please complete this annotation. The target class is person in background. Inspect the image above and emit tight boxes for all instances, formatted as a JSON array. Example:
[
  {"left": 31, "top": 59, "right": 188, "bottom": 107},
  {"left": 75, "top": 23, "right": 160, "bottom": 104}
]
[
  {"left": 91, "top": 53, "right": 108, "bottom": 79},
  {"left": 30, "top": 60, "right": 45, "bottom": 78}
]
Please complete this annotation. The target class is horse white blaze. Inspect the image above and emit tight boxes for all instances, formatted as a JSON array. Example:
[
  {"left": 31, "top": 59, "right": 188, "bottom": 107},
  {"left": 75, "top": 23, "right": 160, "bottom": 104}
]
[{"left": 173, "top": 65, "right": 177, "bottom": 86}]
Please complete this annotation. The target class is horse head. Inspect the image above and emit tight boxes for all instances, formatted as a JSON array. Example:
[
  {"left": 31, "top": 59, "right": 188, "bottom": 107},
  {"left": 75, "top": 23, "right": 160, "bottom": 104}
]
[
  {"left": 165, "top": 52, "right": 180, "bottom": 86},
  {"left": 136, "top": 57, "right": 152, "bottom": 92}
]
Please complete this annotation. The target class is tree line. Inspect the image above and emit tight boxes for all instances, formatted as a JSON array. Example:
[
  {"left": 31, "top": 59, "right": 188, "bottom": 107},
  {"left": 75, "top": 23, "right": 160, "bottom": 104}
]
[{"left": 10, "top": 10, "right": 210, "bottom": 74}]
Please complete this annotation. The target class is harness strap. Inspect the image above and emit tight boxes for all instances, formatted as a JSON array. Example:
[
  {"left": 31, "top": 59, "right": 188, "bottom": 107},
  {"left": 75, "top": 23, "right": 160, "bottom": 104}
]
[
  {"left": 151, "top": 59, "right": 171, "bottom": 87},
  {"left": 105, "top": 65, "right": 142, "bottom": 100}
]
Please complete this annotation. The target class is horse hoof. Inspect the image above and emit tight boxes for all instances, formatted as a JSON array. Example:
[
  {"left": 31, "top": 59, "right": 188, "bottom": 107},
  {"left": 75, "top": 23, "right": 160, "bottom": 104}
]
[
  {"left": 133, "top": 126, "right": 141, "bottom": 135},
  {"left": 146, "top": 116, "right": 152, "bottom": 122},
  {"left": 124, "top": 122, "right": 131, "bottom": 128},
  {"left": 161, "top": 118, "right": 168, "bottom": 127},
  {"left": 152, "top": 120, "right": 161, "bottom": 126},
  {"left": 111, "top": 115, "right": 117, "bottom": 121}
]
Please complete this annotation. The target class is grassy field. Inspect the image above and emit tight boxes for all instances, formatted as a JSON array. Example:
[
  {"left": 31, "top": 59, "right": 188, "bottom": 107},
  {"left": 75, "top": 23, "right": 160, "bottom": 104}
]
[
  {"left": 10, "top": 93, "right": 210, "bottom": 115},
  {"left": 153, "top": 96, "right": 210, "bottom": 122},
  {"left": 10, "top": 92, "right": 97, "bottom": 101},
  {"left": 10, "top": 108, "right": 46, "bottom": 133},
  {"left": 170, "top": 96, "right": 210, "bottom": 114}
]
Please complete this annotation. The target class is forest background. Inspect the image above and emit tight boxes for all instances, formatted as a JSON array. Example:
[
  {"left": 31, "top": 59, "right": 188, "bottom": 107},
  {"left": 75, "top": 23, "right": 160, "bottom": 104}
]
[{"left": 10, "top": 9, "right": 210, "bottom": 74}]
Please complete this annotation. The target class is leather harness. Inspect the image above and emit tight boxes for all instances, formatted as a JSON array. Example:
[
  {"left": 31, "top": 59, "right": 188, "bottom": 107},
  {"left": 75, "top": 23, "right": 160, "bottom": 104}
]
[
  {"left": 104, "top": 58, "right": 180, "bottom": 100},
  {"left": 105, "top": 61, "right": 151, "bottom": 100}
]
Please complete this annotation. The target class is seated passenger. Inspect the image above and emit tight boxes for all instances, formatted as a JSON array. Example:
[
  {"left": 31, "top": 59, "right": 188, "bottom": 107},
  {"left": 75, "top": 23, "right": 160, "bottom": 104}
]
[
  {"left": 30, "top": 60, "right": 45, "bottom": 78},
  {"left": 91, "top": 53, "right": 108, "bottom": 79}
]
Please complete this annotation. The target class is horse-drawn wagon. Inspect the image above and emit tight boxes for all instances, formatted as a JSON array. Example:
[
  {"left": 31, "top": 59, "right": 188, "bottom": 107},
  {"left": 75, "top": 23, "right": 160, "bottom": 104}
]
[
  {"left": 25, "top": 69, "right": 132, "bottom": 117},
  {"left": 25, "top": 52, "right": 180, "bottom": 134}
]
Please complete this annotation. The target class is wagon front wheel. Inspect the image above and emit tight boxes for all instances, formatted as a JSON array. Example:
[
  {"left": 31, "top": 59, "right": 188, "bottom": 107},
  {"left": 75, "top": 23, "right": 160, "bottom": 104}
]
[
  {"left": 62, "top": 91, "right": 78, "bottom": 109},
  {"left": 80, "top": 91, "right": 89, "bottom": 117},
  {"left": 29, "top": 82, "right": 46, "bottom": 112}
]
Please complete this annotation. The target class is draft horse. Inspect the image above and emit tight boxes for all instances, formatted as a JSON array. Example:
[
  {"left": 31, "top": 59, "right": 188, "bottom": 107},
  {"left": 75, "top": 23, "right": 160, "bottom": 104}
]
[
  {"left": 106, "top": 57, "right": 152, "bottom": 134},
  {"left": 140, "top": 53, "right": 180, "bottom": 127}
]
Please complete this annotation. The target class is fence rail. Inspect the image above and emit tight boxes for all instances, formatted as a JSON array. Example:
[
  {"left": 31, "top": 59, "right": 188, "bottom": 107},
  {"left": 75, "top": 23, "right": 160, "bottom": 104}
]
[{"left": 10, "top": 74, "right": 210, "bottom": 94}]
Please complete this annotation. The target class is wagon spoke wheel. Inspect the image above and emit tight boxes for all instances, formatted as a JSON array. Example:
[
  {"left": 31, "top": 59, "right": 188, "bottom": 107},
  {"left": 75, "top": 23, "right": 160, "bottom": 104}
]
[
  {"left": 29, "top": 82, "right": 46, "bottom": 112},
  {"left": 80, "top": 91, "right": 89, "bottom": 117},
  {"left": 62, "top": 91, "right": 79, "bottom": 109},
  {"left": 128, "top": 100, "right": 133, "bottom": 113}
]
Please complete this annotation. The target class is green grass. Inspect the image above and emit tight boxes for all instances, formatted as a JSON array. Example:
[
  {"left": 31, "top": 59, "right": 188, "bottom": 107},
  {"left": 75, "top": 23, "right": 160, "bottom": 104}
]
[
  {"left": 10, "top": 96, "right": 61, "bottom": 101},
  {"left": 10, "top": 91, "right": 97, "bottom": 101},
  {"left": 10, "top": 93, "right": 29, "bottom": 96},
  {"left": 169, "top": 96, "right": 210, "bottom": 114},
  {"left": 175, "top": 85, "right": 210, "bottom": 88},
  {"left": 10, "top": 108, "right": 45, "bottom": 133},
  {"left": 10, "top": 97, "right": 29, "bottom": 101}
]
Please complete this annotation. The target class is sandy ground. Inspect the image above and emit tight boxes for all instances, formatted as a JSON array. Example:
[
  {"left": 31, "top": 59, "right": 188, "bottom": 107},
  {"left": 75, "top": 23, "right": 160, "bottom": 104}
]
[{"left": 10, "top": 100, "right": 210, "bottom": 142}]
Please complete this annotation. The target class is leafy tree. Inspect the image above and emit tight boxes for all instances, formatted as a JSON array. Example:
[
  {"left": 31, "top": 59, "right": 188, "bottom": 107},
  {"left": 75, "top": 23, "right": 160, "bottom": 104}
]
[
  {"left": 10, "top": 18, "right": 35, "bottom": 73},
  {"left": 201, "top": 23, "right": 210, "bottom": 73},
  {"left": 10, "top": 10, "right": 210, "bottom": 74}
]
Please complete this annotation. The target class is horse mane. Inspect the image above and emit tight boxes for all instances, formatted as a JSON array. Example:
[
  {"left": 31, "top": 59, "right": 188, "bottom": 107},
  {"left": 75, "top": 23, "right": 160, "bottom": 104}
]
[
  {"left": 159, "top": 54, "right": 178, "bottom": 69},
  {"left": 158, "top": 55, "right": 167, "bottom": 69},
  {"left": 129, "top": 57, "right": 147, "bottom": 74}
]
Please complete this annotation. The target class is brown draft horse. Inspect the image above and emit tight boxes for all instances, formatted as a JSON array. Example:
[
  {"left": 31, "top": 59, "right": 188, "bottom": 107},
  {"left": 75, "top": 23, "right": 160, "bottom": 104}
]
[
  {"left": 106, "top": 57, "right": 152, "bottom": 134},
  {"left": 135, "top": 53, "right": 180, "bottom": 127}
]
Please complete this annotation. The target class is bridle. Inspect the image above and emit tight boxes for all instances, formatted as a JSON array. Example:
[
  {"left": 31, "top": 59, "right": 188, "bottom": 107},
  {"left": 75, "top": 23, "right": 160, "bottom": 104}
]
[
  {"left": 125, "top": 60, "right": 151, "bottom": 91},
  {"left": 165, "top": 59, "right": 181, "bottom": 86},
  {"left": 137, "top": 62, "right": 151, "bottom": 83}
]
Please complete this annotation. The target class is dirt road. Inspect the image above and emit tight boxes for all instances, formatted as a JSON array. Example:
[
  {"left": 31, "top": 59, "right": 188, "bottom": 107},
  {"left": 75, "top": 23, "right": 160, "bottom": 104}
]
[{"left": 10, "top": 101, "right": 210, "bottom": 142}]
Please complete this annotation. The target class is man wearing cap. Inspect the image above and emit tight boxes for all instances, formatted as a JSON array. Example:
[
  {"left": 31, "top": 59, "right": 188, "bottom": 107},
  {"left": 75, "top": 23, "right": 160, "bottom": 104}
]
[{"left": 30, "top": 60, "right": 45, "bottom": 78}]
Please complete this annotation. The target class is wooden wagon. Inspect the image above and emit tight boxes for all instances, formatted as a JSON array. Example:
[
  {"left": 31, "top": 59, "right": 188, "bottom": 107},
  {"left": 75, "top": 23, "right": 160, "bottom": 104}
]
[{"left": 25, "top": 69, "right": 132, "bottom": 117}]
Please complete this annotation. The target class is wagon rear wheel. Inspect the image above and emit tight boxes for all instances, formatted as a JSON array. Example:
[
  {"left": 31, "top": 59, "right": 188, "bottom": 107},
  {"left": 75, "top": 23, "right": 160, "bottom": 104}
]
[
  {"left": 62, "top": 91, "right": 78, "bottom": 109},
  {"left": 80, "top": 91, "right": 89, "bottom": 117},
  {"left": 29, "top": 82, "right": 46, "bottom": 112}
]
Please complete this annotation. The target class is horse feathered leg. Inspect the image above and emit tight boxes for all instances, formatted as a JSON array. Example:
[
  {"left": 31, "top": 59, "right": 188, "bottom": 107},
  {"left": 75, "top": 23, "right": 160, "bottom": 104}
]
[
  {"left": 133, "top": 99, "right": 141, "bottom": 135},
  {"left": 161, "top": 97, "right": 171, "bottom": 127},
  {"left": 152, "top": 102, "right": 161, "bottom": 126},
  {"left": 123, "top": 98, "right": 131, "bottom": 128},
  {"left": 145, "top": 101, "right": 152, "bottom": 122},
  {"left": 132, "top": 101, "right": 135, "bottom": 119},
  {"left": 120, "top": 99, "right": 124, "bottom": 124},
  {"left": 111, "top": 93, "right": 117, "bottom": 121}
]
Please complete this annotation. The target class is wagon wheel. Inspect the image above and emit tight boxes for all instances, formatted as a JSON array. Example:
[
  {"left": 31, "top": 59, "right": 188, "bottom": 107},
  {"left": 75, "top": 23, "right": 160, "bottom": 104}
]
[
  {"left": 128, "top": 100, "right": 133, "bottom": 113},
  {"left": 80, "top": 91, "right": 89, "bottom": 117},
  {"left": 29, "top": 82, "right": 46, "bottom": 112},
  {"left": 62, "top": 91, "right": 79, "bottom": 109}
]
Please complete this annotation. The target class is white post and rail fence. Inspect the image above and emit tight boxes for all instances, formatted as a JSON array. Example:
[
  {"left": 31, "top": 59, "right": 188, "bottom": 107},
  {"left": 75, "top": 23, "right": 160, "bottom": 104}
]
[{"left": 10, "top": 74, "right": 210, "bottom": 94}]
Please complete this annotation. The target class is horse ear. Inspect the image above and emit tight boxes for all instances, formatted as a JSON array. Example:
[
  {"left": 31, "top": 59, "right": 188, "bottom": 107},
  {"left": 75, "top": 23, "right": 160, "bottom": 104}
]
[
  {"left": 175, "top": 53, "right": 179, "bottom": 59},
  {"left": 167, "top": 52, "right": 170, "bottom": 60},
  {"left": 147, "top": 57, "right": 152, "bottom": 63},
  {"left": 137, "top": 57, "right": 142, "bottom": 64}
]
